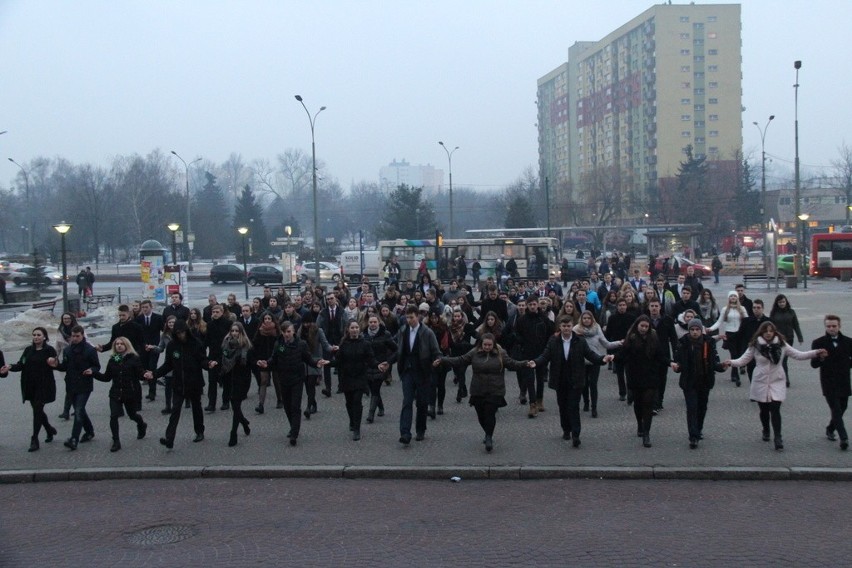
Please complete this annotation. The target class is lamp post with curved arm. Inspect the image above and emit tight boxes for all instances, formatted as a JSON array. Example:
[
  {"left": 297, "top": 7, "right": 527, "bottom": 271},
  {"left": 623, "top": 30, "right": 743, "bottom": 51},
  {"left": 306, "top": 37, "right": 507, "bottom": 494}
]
[
  {"left": 170, "top": 151, "right": 202, "bottom": 271},
  {"left": 8, "top": 158, "right": 32, "bottom": 253},
  {"left": 438, "top": 141, "right": 459, "bottom": 239},
  {"left": 53, "top": 222, "right": 71, "bottom": 313},
  {"left": 295, "top": 95, "right": 326, "bottom": 285},
  {"left": 753, "top": 114, "right": 775, "bottom": 270}
]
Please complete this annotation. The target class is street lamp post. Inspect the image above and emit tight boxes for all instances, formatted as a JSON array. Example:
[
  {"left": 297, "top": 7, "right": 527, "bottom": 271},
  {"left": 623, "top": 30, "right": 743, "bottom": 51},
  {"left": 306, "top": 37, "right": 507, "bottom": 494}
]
[
  {"left": 167, "top": 223, "right": 180, "bottom": 264},
  {"left": 798, "top": 213, "right": 809, "bottom": 289},
  {"left": 170, "top": 151, "right": 201, "bottom": 270},
  {"left": 53, "top": 222, "right": 72, "bottom": 313},
  {"left": 295, "top": 95, "right": 326, "bottom": 285},
  {"left": 793, "top": 60, "right": 802, "bottom": 282},
  {"left": 285, "top": 225, "right": 293, "bottom": 284},
  {"left": 8, "top": 158, "right": 32, "bottom": 253},
  {"left": 438, "top": 141, "right": 459, "bottom": 239},
  {"left": 238, "top": 227, "right": 249, "bottom": 300},
  {"left": 753, "top": 115, "right": 775, "bottom": 268}
]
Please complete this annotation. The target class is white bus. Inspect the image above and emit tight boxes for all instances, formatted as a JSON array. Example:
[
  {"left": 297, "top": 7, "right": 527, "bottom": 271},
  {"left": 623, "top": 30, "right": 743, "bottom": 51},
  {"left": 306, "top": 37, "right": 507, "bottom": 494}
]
[{"left": 378, "top": 237, "right": 560, "bottom": 283}]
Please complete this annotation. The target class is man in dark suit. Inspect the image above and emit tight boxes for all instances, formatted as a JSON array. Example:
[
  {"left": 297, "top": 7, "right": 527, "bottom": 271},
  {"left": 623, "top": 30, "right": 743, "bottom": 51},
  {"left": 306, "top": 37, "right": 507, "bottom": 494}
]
[
  {"left": 534, "top": 315, "right": 612, "bottom": 447},
  {"left": 648, "top": 299, "right": 679, "bottom": 412},
  {"left": 811, "top": 314, "right": 852, "bottom": 450},
  {"left": 163, "top": 292, "right": 190, "bottom": 322},
  {"left": 317, "top": 291, "right": 346, "bottom": 397},
  {"left": 238, "top": 304, "right": 259, "bottom": 339},
  {"left": 739, "top": 299, "right": 771, "bottom": 381},
  {"left": 385, "top": 305, "right": 441, "bottom": 444},
  {"left": 137, "top": 299, "right": 164, "bottom": 401}
]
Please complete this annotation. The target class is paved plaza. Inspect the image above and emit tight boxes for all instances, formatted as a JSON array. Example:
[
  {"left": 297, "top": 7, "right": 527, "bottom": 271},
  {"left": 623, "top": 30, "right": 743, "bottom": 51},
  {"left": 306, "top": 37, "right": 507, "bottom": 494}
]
[{"left": 0, "top": 277, "right": 850, "bottom": 480}]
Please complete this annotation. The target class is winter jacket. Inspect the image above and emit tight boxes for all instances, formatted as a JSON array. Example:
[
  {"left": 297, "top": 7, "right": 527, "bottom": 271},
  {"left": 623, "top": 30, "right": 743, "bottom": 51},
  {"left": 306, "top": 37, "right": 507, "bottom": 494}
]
[
  {"left": 443, "top": 346, "right": 526, "bottom": 399},
  {"left": 11, "top": 344, "right": 58, "bottom": 404},
  {"left": 56, "top": 341, "right": 101, "bottom": 395},
  {"left": 730, "top": 336, "right": 819, "bottom": 402},
  {"left": 95, "top": 353, "right": 146, "bottom": 404}
]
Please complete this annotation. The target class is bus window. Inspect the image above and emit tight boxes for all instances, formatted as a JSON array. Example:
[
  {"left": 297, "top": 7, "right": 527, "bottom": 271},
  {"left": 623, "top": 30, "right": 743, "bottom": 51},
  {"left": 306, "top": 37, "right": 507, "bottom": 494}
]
[{"left": 834, "top": 241, "right": 852, "bottom": 261}]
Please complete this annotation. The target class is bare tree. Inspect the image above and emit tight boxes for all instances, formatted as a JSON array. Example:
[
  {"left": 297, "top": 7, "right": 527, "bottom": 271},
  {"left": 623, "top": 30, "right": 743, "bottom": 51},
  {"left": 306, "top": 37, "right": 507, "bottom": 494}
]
[{"left": 832, "top": 142, "right": 852, "bottom": 225}]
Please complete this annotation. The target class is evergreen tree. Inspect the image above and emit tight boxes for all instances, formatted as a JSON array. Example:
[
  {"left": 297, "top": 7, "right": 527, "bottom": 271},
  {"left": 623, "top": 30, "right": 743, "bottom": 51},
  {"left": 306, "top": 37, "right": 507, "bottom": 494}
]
[
  {"left": 233, "top": 184, "right": 270, "bottom": 259},
  {"left": 375, "top": 184, "right": 438, "bottom": 240},
  {"left": 504, "top": 194, "right": 536, "bottom": 228},
  {"left": 192, "top": 172, "right": 229, "bottom": 258}
]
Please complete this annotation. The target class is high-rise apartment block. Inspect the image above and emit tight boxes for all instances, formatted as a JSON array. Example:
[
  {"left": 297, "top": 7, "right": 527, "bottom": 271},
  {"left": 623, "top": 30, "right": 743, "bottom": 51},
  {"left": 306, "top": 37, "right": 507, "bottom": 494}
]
[
  {"left": 537, "top": 3, "right": 742, "bottom": 221},
  {"left": 379, "top": 159, "right": 444, "bottom": 192}
]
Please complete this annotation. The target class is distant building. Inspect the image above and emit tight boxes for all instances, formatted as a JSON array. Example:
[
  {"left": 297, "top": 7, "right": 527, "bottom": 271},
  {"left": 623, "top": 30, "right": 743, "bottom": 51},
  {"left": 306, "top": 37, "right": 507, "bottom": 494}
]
[
  {"left": 379, "top": 159, "right": 444, "bottom": 192},
  {"left": 537, "top": 3, "right": 743, "bottom": 223}
]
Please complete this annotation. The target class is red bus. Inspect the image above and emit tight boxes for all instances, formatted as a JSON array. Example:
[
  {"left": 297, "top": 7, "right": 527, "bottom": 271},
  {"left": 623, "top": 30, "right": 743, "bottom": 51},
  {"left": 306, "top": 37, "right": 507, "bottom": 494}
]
[{"left": 811, "top": 232, "right": 852, "bottom": 278}]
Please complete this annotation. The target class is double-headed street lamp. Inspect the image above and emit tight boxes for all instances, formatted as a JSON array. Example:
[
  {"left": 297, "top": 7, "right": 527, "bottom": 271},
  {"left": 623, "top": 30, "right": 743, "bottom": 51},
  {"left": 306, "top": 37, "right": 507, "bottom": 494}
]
[
  {"left": 295, "top": 95, "right": 326, "bottom": 285},
  {"left": 752, "top": 114, "right": 775, "bottom": 267},
  {"left": 438, "top": 141, "right": 459, "bottom": 239},
  {"left": 170, "top": 151, "right": 201, "bottom": 270},
  {"left": 53, "top": 222, "right": 72, "bottom": 313},
  {"left": 237, "top": 227, "right": 250, "bottom": 300},
  {"left": 8, "top": 157, "right": 32, "bottom": 253},
  {"left": 167, "top": 223, "right": 180, "bottom": 264},
  {"left": 793, "top": 60, "right": 802, "bottom": 282}
]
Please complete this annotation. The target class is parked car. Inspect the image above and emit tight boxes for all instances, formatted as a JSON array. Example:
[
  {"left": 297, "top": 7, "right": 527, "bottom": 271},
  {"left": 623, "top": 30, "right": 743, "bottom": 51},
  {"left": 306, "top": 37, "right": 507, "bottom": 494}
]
[
  {"left": 777, "top": 254, "right": 808, "bottom": 277},
  {"left": 558, "top": 259, "right": 590, "bottom": 281},
  {"left": 296, "top": 261, "right": 342, "bottom": 283},
  {"left": 10, "top": 266, "right": 63, "bottom": 286},
  {"left": 246, "top": 265, "right": 283, "bottom": 286},
  {"left": 649, "top": 256, "right": 710, "bottom": 279},
  {"left": 209, "top": 263, "right": 245, "bottom": 284}
]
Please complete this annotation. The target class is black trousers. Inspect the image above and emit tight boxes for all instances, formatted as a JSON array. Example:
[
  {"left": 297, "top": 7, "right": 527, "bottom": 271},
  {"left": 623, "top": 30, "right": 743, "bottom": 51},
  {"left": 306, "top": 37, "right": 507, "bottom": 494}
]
[
  {"left": 109, "top": 398, "right": 144, "bottom": 441},
  {"left": 430, "top": 367, "right": 448, "bottom": 408},
  {"left": 165, "top": 392, "right": 204, "bottom": 441},
  {"left": 682, "top": 387, "right": 710, "bottom": 440},
  {"left": 140, "top": 350, "right": 159, "bottom": 398},
  {"left": 368, "top": 377, "right": 385, "bottom": 410},
  {"left": 615, "top": 360, "right": 627, "bottom": 397},
  {"left": 825, "top": 395, "right": 849, "bottom": 441},
  {"left": 655, "top": 367, "right": 669, "bottom": 408},
  {"left": 344, "top": 391, "right": 364, "bottom": 432},
  {"left": 556, "top": 384, "right": 583, "bottom": 438},
  {"left": 632, "top": 388, "right": 657, "bottom": 435},
  {"left": 517, "top": 366, "right": 535, "bottom": 403},
  {"left": 758, "top": 401, "right": 782, "bottom": 437},
  {"left": 582, "top": 364, "right": 601, "bottom": 410},
  {"left": 207, "top": 366, "right": 226, "bottom": 407},
  {"left": 30, "top": 401, "right": 53, "bottom": 438},
  {"left": 280, "top": 380, "right": 304, "bottom": 438},
  {"left": 535, "top": 365, "right": 548, "bottom": 401},
  {"left": 473, "top": 400, "right": 498, "bottom": 437},
  {"left": 304, "top": 372, "right": 319, "bottom": 410}
]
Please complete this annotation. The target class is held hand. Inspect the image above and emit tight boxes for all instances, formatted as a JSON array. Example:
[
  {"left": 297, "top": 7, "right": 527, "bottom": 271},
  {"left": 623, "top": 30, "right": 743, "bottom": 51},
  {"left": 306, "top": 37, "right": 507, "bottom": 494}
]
[
  {"left": 817, "top": 349, "right": 829, "bottom": 358},
  {"left": 527, "top": 360, "right": 536, "bottom": 368},
  {"left": 208, "top": 361, "right": 218, "bottom": 369},
  {"left": 145, "top": 345, "right": 153, "bottom": 351},
  {"left": 47, "top": 357, "right": 58, "bottom": 368},
  {"left": 96, "top": 345, "right": 103, "bottom": 352},
  {"left": 331, "top": 345, "right": 340, "bottom": 352},
  {"left": 603, "top": 354, "right": 614, "bottom": 363},
  {"left": 432, "top": 359, "right": 442, "bottom": 368},
  {"left": 257, "top": 360, "right": 268, "bottom": 369},
  {"left": 82, "top": 369, "right": 93, "bottom": 376},
  {"left": 317, "top": 359, "right": 330, "bottom": 367},
  {"left": 722, "top": 360, "right": 732, "bottom": 368},
  {"left": 143, "top": 371, "right": 153, "bottom": 380},
  {"left": 670, "top": 362, "right": 679, "bottom": 371},
  {"left": 378, "top": 362, "right": 389, "bottom": 373},
  {"left": 0, "top": 365, "right": 9, "bottom": 374}
]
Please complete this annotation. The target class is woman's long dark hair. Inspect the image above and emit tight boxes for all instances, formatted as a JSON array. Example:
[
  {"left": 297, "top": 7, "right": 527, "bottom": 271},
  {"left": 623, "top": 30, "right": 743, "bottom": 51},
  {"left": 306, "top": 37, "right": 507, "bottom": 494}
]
[
  {"left": 624, "top": 314, "right": 658, "bottom": 359},
  {"left": 770, "top": 294, "right": 792, "bottom": 318},
  {"left": 749, "top": 321, "right": 787, "bottom": 348}
]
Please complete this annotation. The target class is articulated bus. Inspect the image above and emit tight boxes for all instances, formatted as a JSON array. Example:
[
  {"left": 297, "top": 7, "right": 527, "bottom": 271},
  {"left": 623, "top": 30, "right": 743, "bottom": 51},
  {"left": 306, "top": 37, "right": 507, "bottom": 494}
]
[
  {"left": 378, "top": 237, "right": 560, "bottom": 282},
  {"left": 811, "top": 231, "right": 852, "bottom": 278}
]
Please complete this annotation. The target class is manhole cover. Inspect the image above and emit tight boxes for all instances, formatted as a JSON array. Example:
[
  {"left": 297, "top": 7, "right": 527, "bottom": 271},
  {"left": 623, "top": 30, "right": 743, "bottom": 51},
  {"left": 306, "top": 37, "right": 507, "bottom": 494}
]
[{"left": 127, "top": 524, "right": 196, "bottom": 546}]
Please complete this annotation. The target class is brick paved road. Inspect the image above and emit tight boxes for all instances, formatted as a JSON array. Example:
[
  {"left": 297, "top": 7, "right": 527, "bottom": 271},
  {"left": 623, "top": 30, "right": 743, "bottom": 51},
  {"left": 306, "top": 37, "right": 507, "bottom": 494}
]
[
  {"left": 0, "top": 279, "right": 850, "bottom": 471},
  {"left": 1, "top": 478, "right": 849, "bottom": 567}
]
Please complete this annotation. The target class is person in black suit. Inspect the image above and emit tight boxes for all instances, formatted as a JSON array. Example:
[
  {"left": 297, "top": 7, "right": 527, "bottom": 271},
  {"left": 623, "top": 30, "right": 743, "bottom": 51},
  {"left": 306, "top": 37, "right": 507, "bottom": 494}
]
[
  {"left": 811, "top": 315, "right": 852, "bottom": 450},
  {"left": 238, "top": 304, "right": 260, "bottom": 339},
  {"left": 533, "top": 315, "right": 613, "bottom": 447},
  {"left": 163, "top": 292, "right": 190, "bottom": 322},
  {"left": 137, "top": 299, "right": 164, "bottom": 401},
  {"left": 99, "top": 305, "right": 145, "bottom": 354},
  {"left": 648, "top": 298, "right": 679, "bottom": 412},
  {"left": 316, "top": 291, "right": 346, "bottom": 397},
  {"left": 739, "top": 299, "right": 771, "bottom": 382}
]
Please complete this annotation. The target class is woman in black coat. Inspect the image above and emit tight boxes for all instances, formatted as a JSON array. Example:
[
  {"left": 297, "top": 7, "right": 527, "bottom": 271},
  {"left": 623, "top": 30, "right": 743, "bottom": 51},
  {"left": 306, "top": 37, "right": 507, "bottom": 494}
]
[
  {"left": 362, "top": 315, "right": 398, "bottom": 424},
  {"left": 325, "top": 320, "right": 380, "bottom": 441},
  {"left": 618, "top": 315, "right": 674, "bottom": 448},
  {"left": 147, "top": 320, "right": 216, "bottom": 449},
  {"left": 220, "top": 322, "right": 255, "bottom": 447},
  {"left": 94, "top": 337, "right": 149, "bottom": 452},
  {"left": 2, "top": 327, "right": 59, "bottom": 452}
]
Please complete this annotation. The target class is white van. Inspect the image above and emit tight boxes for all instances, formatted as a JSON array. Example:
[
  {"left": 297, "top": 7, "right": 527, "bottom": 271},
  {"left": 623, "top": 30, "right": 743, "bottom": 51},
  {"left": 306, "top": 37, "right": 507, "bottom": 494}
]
[{"left": 340, "top": 250, "right": 380, "bottom": 283}]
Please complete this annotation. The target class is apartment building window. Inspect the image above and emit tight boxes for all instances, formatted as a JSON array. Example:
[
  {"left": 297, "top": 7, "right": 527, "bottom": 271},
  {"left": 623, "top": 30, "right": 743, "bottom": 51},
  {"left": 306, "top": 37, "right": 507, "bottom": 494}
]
[
  {"left": 709, "top": 130, "right": 719, "bottom": 137},
  {"left": 709, "top": 114, "right": 719, "bottom": 121},
  {"left": 681, "top": 81, "right": 691, "bottom": 88},
  {"left": 682, "top": 131, "right": 691, "bottom": 138},
  {"left": 680, "top": 49, "right": 691, "bottom": 55},
  {"left": 709, "top": 81, "right": 719, "bottom": 88},
  {"left": 681, "top": 65, "right": 691, "bottom": 72},
  {"left": 694, "top": 88, "right": 705, "bottom": 95},
  {"left": 708, "top": 64, "right": 718, "bottom": 72},
  {"left": 680, "top": 16, "right": 689, "bottom": 22},
  {"left": 695, "top": 104, "right": 705, "bottom": 111},
  {"left": 694, "top": 39, "right": 704, "bottom": 47},
  {"left": 682, "top": 114, "right": 691, "bottom": 121},
  {"left": 693, "top": 22, "right": 704, "bottom": 30},
  {"left": 708, "top": 49, "right": 718, "bottom": 55},
  {"left": 707, "top": 16, "right": 718, "bottom": 22},
  {"left": 708, "top": 32, "right": 717, "bottom": 39},
  {"left": 695, "top": 72, "right": 705, "bottom": 79},
  {"left": 709, "top": 98, "right": 718, "bottom": 104},
  {"left": 696, "top": 137, "right": 705, "bottom": 144},
  {"left": 680, "top": 33, "right": 690, "bottom": 39},
  {"left": 681, "top": 98, "right": 691, "bottom": 104},
  {"left": 709, "top": 146, "right": 719, "bottom": 154},
  {"left": 695, "top": 120, "right": 705, "bottom": 127}
]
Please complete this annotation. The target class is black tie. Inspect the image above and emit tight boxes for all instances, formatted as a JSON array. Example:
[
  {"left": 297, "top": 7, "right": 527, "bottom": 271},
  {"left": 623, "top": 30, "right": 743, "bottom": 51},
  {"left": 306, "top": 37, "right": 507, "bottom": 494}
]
[{"left": 145, "top": 316, "right": 150, "bottom": 326}]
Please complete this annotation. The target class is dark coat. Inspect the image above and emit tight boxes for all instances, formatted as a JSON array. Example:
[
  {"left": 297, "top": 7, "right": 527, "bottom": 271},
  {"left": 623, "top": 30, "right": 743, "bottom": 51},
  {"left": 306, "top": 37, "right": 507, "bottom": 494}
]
[
  {"left": 328, "top": 337, "right": 379, "bottom": 394},
  {"left": 267, "top": 337, "right": 318, "bottom": 385},
  {"left": 650, "top": 315, "right": 679, "bottom": 358},
  {"left": 222, "top": 349, "right": 256, "bottom": 402},
  {"left": 604, "top": 311, "right": 636, "bottom": 341},
  {"left": 618, "top": 332, "right": 671, "bottom": 390},
  {"left": 444, "top": 346, "right": 526, "bottom": 399},
  {"left": 317, "top": 306, "right": 346, "bottom": 344},
  {"left": 675, "top": 334, "right": 725, "bottom": 390},
  {"left": 205, "top": 317, "right": 231, "bottom": 359},
  {"left": 162, "top": 303, "right": 190, "bottom": 322},
  {"left": 95, "top": 353, "right": 146, "bottom": 405},
  {"left": 396, "top": 323, "right": 442, "bottom": 383},
  {"left": 11, "top": 344, "right": 58, "bottom": 404},
  {"left": 57, "top": 341, "right": 101, "bottom": 395},
  {"left": 811, "top": 332, "right": 852, "bottom": 398},
  {"left": 153, "top": 336, "right": 209, "bottom": 397},
  {"left": 535, "top": 334, "right": 605, "bottom": 391},
  {"left": 136, "top": 312, "right": 164, "bottom": 346},
  {"left": 103, "top": 319, "right": 146, "bottom": 354},
  {"left": 515, "top": 312, "right": 555, "bottom": 359},
  {"left": 771, "top": 308, "right": 803, "bottom": 344},
  {"left": 238, "top": 316, "right": 260, "bottom": 341},
  {"left": 362, "top": 325, "right": 398, "bottom": 382}
]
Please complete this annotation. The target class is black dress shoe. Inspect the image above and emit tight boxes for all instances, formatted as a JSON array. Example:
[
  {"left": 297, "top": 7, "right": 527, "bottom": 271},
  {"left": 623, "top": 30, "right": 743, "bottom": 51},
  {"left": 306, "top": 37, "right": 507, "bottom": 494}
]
[
  {"left": 276, "top": 400, "right": 284, "bottom": 409},
  {"left": 562, "top": 432, "right": 572, "bottom": 440},
  {"left": 137, "top": 421, "right": 147, "bottom": 440},
  {"left": 637, "top": 429, "right": 644, "bottom": 438},
  {"left": 28, "top": 437, "right": 39, "bottom": 452},
  {"left": 415, "top": 432, "right": 425, "bottom": 441},
  {"left": 193, "top": 433, "right": 204, "bottom": 443},
  {"left": 242, "top": 421, "right": 251, "bottom": 436},
  {"left": 352, "top": 430, "right": 361, "bottom": 441},
  {"left": 204, "top": 406, "right": 216, "bottom": 413},
  {"left": 58, "top": 413, "right": 70, "bottom": 420},
  {"left": 572, "top": 437, "right": 581, "bottom": 448},
  {"left": 583, "top": 404, "right": 589, "bottom": 412},
  {"left": 80, "top": 432, "right": 94, "bottom": 443},
  {"left": 826, "top": 429, "right": 837, "bottom": 441},
  {"left": 309, "top": 404, "right": 317, "bottom": 414},
  {"left": 591, "top": 408, "right": 598, "bottom": 418},
  {"left": 110, "top": 439, "right": 121, "bottom": 452},
  {"left": 289, "top": 437, "right": 297, "bottom": 446},
  {"left": 220, "top": 402, "right": 230, "bottom": 411},
  {"left": 689, "top": 438, "right": 698, "bottom": 449},
  {"left": 762, "top": 429, "right": 770, "bottom": 442},
  {"left": 64, "top": 438, "right": 78, "bottom": 450},
  {"left": 642, "top": 434, "right": 652, "bottom": 448},
  {"left": 304, "top": 409, "right": 311, "bottom": 420},
  {"left": 427, "top": 406, "right": 436, "bottom": 419},
  {"left": 45, "top": 425, "right": 57, "bottom": 443},
  {"left": 161, "top": 406, "right": 173, "bottom": 415},
  {"left": 228, "top": 432, "right": 238, "bottom": 447},
  {"left": 145, "top": 395, "right": 155, "bottom": 401},
  {"left": 376, "top": 408, "right": 384, "bottom": 417},
  {"left": 437, "top": 405, "right": 444, "bottom": 415},
  {"left": 841, "top": 440, "right": 849, "bottom": 451},
  {"left": 484, "top": 435, "right": 493, "bottom": 452},
  {"left": 160, "top": 437, "right": 174, "bottom": 449},
  {"left": 255, "top": 404, "right": 264, "bottom": 414},
  {"left": 618, "top": 395, "right": 626, "bottom": 402},
  {"left": 399, "top": 435, "right": 411, "bottom": 445},
  {"left": 774, "top": 437, "right": 784, "bottom": 450},
  {"left": 321, "top": 389, "right": 331, "bottom": 398}
]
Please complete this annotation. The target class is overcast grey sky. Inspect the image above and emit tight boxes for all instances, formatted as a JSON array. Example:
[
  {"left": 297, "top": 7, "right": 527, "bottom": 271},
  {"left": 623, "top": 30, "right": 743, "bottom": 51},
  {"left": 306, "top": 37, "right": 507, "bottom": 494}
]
[{"left": 1, "top": 0, "right": 849, "bottom": 193}]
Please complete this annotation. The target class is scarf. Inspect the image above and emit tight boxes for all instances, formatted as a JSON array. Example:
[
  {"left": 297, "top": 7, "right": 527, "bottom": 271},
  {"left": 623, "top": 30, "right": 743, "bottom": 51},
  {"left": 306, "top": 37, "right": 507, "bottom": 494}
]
[
  {"left": 221, "top": 337, "right": 249, "bottom": 374},
  {"left": 259, "top": 320, "right": 278, "bottom": 337},
  {"left": 757, "top": 338, "right": 783, "bottom": 365},
  {"left": 450, "top": 318, "right": 467, "bottom": 342}
]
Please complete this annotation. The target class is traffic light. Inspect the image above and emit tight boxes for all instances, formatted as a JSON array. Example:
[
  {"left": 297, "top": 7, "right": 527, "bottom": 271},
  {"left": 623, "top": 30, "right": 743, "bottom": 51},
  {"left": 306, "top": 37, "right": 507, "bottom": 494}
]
[{"left": 436, "top": 230, "right": 443, "bottom": 247}]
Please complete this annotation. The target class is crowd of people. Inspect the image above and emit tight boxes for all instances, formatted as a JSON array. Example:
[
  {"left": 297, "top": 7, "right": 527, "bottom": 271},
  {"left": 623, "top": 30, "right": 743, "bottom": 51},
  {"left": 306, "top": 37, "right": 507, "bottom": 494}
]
[{"left": 0, "top": 264, "right": 849, "bottom": 455}]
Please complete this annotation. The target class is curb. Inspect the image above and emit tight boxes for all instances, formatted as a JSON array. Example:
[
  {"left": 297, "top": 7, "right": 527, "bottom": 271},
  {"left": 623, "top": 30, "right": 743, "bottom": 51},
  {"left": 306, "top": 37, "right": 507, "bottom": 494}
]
[{"left": 2, "top": 465, "right": 852, "bottom": 483}]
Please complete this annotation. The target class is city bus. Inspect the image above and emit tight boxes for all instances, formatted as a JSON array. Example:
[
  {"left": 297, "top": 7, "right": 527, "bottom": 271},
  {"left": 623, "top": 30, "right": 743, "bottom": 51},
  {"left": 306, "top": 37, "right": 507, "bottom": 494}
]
[
  {"left": 378, "top": 237, "right": 561, "bottom": 283},
  {"left": 811, "top": 231, "right": 852, "bottom": 278}
]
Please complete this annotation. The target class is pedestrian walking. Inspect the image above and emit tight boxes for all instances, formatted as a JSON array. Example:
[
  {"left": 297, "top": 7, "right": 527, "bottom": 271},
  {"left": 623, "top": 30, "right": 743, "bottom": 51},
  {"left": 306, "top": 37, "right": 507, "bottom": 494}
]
[
  {"left": 726, "top": 321, "right": 825, "bottom": 450},
  {"left": 810, "top": 314, "right": 852, "bottom": 451},
  {"left": 220, "top": 322, "right": 254, "bottom": 447},
  {"left": 573, "top": 310, "right": 622, "bottom": 418},
  {"left": 770, "top": 294, "right": 804, "bottom": 387},
  {"left": 438, "top": 333, "right": 532, "bottom": 452},
  {"left": 299, "top": 313, "right": 332, "bottom": 421},
  {"left": 707, "top": 291, "right": 748, "bottom": 387},
  {"left": 93, "top": 337, "right": 149, "bottom": 452},
  {"left": 153, "top": 316, "right": 177, "bottom": 414},
  {"left": 362, "top": 315, "right": 397, "bottom": 424},
  {"left": 50, "top": 325, "right": 100, "bottom": 451}
]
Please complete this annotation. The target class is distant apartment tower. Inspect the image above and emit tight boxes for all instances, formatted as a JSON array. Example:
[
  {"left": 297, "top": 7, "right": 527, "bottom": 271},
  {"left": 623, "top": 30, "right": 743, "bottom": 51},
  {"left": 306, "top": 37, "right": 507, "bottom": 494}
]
[
  {"left": 379, "top": 159, "right": 444, "bottom": 192},
  {"left": 537, "top": 3, "right": 742, "bottom": 221}
]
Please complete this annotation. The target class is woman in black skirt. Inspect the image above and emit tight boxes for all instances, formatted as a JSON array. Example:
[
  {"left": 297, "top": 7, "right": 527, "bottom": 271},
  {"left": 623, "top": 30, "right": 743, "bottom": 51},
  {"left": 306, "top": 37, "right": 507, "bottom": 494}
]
[
  {"left": 93, "top": 336, "right": 149, "bottom": 452},
  {"left": 220, "top": 322, "right": 254, "bottom": 447}
]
